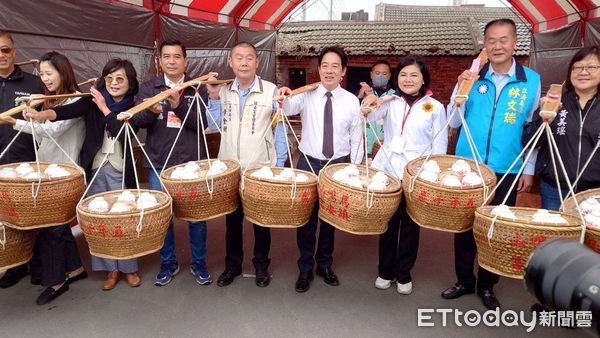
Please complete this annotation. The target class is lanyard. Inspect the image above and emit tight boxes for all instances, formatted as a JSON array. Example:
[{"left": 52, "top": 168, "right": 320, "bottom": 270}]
[{"left": 400, "top": 97, "right": 421, "bottom": 135}]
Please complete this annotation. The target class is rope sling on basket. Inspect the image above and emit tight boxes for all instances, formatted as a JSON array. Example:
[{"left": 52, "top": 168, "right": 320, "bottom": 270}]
[
  {"left": 239, "top": 88, "right": 319, "bottom": 228},
  {"left": 473, "top": 84, "right": 585, "bottom": 279},
  {"left": 317, "top": 94, "right": 402, "bottom": 235},
  {"left": 0, "top": 97, "right": 88, "bottom": 230},
  {"left": 156, "top": 77, "right": 241, "bottom": 222},
  {"left": 399, "top": 49, "right": 496, "bottom": 233},
  {"left": 72, "top": 75, "right": 234, "bottom": 259}
]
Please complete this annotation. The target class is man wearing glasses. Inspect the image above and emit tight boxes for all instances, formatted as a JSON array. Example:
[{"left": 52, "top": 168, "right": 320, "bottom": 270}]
[
  {"left": 444, "top": 19, "right": 541, "bottom": 310},
  {"left": 0, "top": 30, "right": 43, "bottom": 288},
  {"left": 132, "top": 39, "right": 212, "bottom": 287}
]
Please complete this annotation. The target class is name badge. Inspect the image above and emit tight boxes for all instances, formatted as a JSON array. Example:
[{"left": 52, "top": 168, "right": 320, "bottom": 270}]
[
  {"left": 101, "top": 131, "right": 116, "bottom": 154},
  {"left": 166, "top": 111, "right": 182, "bottom": 129}
]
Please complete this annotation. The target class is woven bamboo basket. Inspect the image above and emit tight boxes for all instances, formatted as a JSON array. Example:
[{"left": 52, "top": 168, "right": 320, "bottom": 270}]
[
  {"left": 241, "top": 167, "right": 318, "bottom": 228},
  {"left": 473, "top": 206, "right": 582, "bottom": 279},
  {"left": 0, "top": 223, "right": 37, "bottom": 270},
  {"left": 161, "top": 159, "right": 240, "bottom": 221},
  {"left": 77, "top": 189, "right": 172, "bottom": 259},
  {"left": 403, "top": 155, "right": 496, "bottom": 233},
  {"left": 0, "top": 162, "right": 85, "bottom": 230},
  {"left": 319, "top": 164, "right": 402, "bottom": 235},
  {"left": 562, "top": 188, "right": 600, "bottom": 253}
]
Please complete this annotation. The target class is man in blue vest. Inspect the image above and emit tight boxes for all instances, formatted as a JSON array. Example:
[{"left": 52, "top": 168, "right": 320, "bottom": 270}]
[{"left": 443, "top": 19, "right": 540, "bottom": 310}]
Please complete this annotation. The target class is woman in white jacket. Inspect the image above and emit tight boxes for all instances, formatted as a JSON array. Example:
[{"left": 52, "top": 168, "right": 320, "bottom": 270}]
[
  {"left": 363, "top": 55, "right": 448, "bottom": 295},
  {"left": 1, "top": 52, "right": 87, "bottom": 305}
]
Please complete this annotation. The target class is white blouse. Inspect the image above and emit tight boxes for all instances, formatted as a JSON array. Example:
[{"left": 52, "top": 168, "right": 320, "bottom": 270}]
[
  {"left": 369, "top": 93, "right": 448, "bottom": 178},
  {"left": 14, "top": 96, "right": 85, "bottom": 164}
]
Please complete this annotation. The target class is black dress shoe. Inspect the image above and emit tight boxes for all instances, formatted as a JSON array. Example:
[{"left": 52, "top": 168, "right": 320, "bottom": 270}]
[
  {"left": 36, "top": 284, "right": 69, "bottom": 305},
  {"left": 316, "top": 266, "right": 339, "bottom": 286},
  {"left": 255, "top": 269, "right": 270, "bottom": 287},
  {"left": 66, "top": 271, "right": 88, "bottom": 285},
  {"left": 295, "top": 271, "right": 314, "bottom": 293},
  {"left": 0, "top": 264, "right": 28, "bottom": 288},
  {"left": 217, "top": 270, "right": 241, "bottom": 287},
  {"left": 441, "top": 284, "right": 475, "bottom": 299},
  {"left": 478, "top": 289, "right": 500, "bottom": 310}
]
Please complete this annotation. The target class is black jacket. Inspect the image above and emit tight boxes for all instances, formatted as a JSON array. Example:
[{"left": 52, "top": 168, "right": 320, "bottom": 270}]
[
  {"left": 523, "top": 90, "right": 600, "bottom": 192},
  {"left": 0, "top": 66, "right": 43, "bottom": 164},
  {"left": 131, "top": 75, "right": 208, "bottom": 169},
  {"left": 52, "top": 97, "right": 137, "bottom": 189}
]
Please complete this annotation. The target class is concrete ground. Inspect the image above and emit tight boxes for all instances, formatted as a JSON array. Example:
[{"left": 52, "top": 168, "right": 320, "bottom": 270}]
[{"left": 0, "top": 192, "right": 592, "bottom": 338}]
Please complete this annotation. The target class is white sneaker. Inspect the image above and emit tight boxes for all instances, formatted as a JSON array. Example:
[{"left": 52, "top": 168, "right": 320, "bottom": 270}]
[
  {"left": 375, "top": 277, "right": 393, "bottom": 289},
  {"left": 396, "top": 281, "right": 413, "bottom": 295}
]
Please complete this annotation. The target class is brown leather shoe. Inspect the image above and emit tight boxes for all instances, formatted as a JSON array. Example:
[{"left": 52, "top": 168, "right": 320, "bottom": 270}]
[
  {"left": 102, "top": 271, "right": 120, "bottom": 290},
  {"left": 125, "top": 273, "right": 141, "bottom": 287}
]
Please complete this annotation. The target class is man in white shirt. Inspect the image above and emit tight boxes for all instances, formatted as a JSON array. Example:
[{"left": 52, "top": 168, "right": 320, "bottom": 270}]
[{"left": 279, "top": 46, "right": 364, "bottom": 292}]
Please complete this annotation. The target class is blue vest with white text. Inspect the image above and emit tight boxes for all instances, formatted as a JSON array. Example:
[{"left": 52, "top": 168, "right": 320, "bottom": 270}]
[{"left": 455, "top": 63, "right": 540, "bottom": 174}]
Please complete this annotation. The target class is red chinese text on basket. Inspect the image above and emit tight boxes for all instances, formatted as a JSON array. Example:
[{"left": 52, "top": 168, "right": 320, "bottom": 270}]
[
  {"left": 319, "top": 186, "right": 352, "bottom": 221},
  {"left": 80, "top": 221, "right": 126, "bottom": 238},
  {"left": 416, "top": 190, "right": 477, "bottom": 209},
  {"left": 508, "top": 232, "right": 548, "bottom": 270}
]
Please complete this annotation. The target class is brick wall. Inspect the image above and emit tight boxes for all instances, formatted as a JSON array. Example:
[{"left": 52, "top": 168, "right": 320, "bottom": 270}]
[{"left": 278, "top": 55, "right": 529, "bottom": 106}]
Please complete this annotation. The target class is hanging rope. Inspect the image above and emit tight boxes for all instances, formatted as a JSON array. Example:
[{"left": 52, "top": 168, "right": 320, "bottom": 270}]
[
  {"left": 571, "top": 138, "right": 600, "bottom": 191},
  {"left": 0, "top": 222, "right": 6, "bottom": 250},
  {"left": 486, "top": 123, "right": 545, "bottom": 243},
  {"left": 124, "top": 122, "right": 145, "bottom": 237},
  {"left": 544, "top": 123, "right": 587, "bottom": 243}
]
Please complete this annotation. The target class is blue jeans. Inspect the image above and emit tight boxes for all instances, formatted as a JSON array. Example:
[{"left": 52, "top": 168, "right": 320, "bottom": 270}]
[
  {"left": 148, "top": 169, "right": 207, "bottom": 266},
  {"left": 540, "top": 179, "right": 570, "bottom": 211}
]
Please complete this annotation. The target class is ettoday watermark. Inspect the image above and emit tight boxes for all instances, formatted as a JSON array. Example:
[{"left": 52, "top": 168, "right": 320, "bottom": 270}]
[{"left": 417, "top": 308, "right": 593, "bottom": 332}]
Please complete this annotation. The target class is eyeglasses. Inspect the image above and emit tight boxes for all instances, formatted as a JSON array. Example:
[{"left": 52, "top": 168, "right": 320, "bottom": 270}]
[
  {"left": 572, "top": 65, "right": 600, "bottom": 73},
  {"left": 0, "top": 47, "right": 13, "bottom": 54},
  {"left": 104, "top": 75, "right": 126, "bottom": 85}
]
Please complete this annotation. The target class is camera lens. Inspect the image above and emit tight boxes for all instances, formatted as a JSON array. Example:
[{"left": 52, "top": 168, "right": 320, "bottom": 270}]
[{"left": 525, "top": 238, "right": 600, "bottom": 332}]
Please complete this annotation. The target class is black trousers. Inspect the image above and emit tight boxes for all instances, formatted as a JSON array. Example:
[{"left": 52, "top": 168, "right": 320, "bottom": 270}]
[
  {"left": 454, "top": 173, "right": 517, "bottom": 291},
  {"left": 224, "top": 201, "right": 271, "bottom": 272},
  {"left": 296, "top": 154, "right": 347, "bottom": 273},
  {"left": 378, "top": 197, "right": 420, "bottom": 284},
  {"left": 38, "top": 224, "right": 82, "bottom": 287}
]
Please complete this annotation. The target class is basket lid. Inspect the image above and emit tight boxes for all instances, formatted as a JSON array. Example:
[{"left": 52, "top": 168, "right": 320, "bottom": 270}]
[
  {"left": 406, "top": 155, "right": 496, "bottom": 189},
  {"left": 477, "top": 205, "right": 583, "bottom": 228},
  {"left": 321, "top": 163, "right": 402, "bottom": 193},
  {"left": 79, "top": 189, "right": 171, "bottom": 215},
  {"left": 0, "top": 161, "right": 83, "bottom": 184},
  {"left": 161, "top": 159, "right": 240, "bottom": 182},
  {"left": 244, "top": 167, "right": 318, "bottom": 185}
]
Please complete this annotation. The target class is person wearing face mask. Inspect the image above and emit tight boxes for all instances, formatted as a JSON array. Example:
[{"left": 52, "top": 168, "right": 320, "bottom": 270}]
[
  {"left": 524, "top": 46, "right": 600, "bottom": 208},
  {"left": 205, "top": 41, "right": 288, "bottom": 288},
  {"left": 444, "top": 18, "right": 541, "bottom": 310},
  {"left": 11, "top": 51, "right": 87, "bottom": 305},
  {"left": 362, "top": 55, "right": 448, "bottom": 295},
  {"left": 130, "top": 40, "right": 213, "bottom": 288},
  {"left": 358, "top": 60, "right": 395, "bottom": 160},
  {"left": 278, "top": 45, "right": 364, "bottom": 292},
  {"left": 26, "top": 58, "right": 142, "bottom": 290},
  {"left": 0, "top": 30, "right": 43, "bottom": 289}
]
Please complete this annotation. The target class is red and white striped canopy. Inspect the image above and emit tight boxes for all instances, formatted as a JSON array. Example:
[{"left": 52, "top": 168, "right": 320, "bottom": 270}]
[
  {"left": 115, "top": 1, "right": 600, "bottom": 33},
  {"left": 509, "top": 0, "right": 600, "bottom": 32},
  {"left": 116, "top": 0, "right": 303, "bottom": 30}
]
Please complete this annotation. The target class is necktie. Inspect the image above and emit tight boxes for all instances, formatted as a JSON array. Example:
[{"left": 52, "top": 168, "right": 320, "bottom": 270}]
[{"left": 322, "top": 91, "right": 334, "bottom": 158}]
